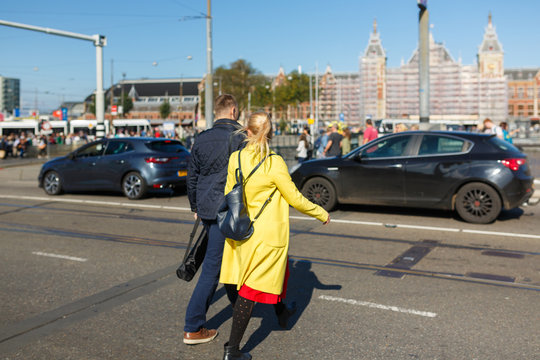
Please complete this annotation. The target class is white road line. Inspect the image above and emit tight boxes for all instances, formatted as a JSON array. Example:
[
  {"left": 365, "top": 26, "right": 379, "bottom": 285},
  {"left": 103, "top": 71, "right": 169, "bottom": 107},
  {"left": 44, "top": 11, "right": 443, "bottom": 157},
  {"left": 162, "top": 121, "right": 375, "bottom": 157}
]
[
  {"left": 1, "top": 194, "right": 538, "bottom": 239},
  {"left": 32, "top": 251, "right": 87, "bottom": 262},
  {"left": 319, "top": 295, "right": 437, "bottom": 318}
]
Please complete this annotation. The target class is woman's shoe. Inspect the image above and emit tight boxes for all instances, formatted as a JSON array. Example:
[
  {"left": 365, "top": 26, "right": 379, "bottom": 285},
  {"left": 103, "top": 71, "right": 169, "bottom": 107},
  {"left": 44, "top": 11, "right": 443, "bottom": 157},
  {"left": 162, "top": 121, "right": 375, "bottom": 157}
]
[{"left": 223, "top": 342, "right": 252, "bottom": 360}]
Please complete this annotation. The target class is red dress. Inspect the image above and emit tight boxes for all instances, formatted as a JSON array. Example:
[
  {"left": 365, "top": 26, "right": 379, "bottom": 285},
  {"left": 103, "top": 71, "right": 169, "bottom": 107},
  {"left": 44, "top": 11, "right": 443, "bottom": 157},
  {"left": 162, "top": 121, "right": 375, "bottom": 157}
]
[{"left": 238, "top": 261, "right": 290, "bottom": 304}]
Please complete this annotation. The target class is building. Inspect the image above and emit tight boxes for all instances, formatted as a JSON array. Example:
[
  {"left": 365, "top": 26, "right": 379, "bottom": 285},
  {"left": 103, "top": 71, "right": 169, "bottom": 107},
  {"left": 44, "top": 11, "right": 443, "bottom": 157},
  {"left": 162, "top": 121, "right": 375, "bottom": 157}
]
[
  {"left": 85, "top": 77, "right": 202, "bottom": 125},
  {"left": 0, "top": 76, "right": 20, "bottom": 115},
  {"left": 506, "top": 68, "right": 540, "bottom": 122},
  {"left": 317, "top": 14, "right": 509, "bottom": 126}
]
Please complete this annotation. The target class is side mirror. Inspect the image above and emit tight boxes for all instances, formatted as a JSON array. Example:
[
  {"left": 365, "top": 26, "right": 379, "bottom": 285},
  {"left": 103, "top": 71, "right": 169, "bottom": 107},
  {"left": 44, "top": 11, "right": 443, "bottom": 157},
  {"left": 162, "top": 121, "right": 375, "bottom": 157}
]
[
  {"left": 354, "top": 152, "right": 363, "bottom": 162},
  {"left": 67, "top": 152, "right": 76, "bottom": 160}
]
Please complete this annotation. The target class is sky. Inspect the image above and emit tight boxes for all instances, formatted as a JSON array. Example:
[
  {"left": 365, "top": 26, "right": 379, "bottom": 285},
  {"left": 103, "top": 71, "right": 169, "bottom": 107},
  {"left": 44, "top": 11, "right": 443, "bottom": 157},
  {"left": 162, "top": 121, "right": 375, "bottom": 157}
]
[{"left": 1, "top": 0, "right": 539, "bottom": 114}]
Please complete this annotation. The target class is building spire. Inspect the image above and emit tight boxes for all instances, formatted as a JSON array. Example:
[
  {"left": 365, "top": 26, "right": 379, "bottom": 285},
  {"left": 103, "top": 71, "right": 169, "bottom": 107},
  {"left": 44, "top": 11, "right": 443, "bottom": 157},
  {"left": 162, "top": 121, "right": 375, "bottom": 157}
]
[
  {"left": 488, "top": 12, "right": 492, "bottom": 26},
  {"left": 373, "top": 18, "right": 377, "bottom": 34}
]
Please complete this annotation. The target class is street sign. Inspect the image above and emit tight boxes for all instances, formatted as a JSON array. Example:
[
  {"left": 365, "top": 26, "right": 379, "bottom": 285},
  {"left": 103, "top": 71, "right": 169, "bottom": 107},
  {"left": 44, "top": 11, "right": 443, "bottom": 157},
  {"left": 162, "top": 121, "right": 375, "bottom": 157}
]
[
  {"left": 339, "top": 113, "right": 345, "bottom": 122},
  {"left": 53, "top": 110, "right": 62, "bottom": 118},
  {"left": 307, "top": 118, "right": 314, "bottom": 125},
  {"left": 111, "top": 105, "right": 118, "bottom": 115},
  {"left": 62, "top": 107, "right": 68, "bottom": 121},
  {"left": 14, "top": 108, "right": 20, "bottom": 117}
]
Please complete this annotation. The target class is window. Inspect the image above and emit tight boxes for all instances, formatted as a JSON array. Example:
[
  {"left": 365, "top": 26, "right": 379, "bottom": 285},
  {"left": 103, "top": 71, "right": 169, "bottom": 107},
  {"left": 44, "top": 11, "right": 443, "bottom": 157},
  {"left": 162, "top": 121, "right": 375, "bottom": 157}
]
[
  {"left": 527, "top": 87, "right": 534, "bottom": 98},
  {"left": 76, "top": 142, "right": 105, "bottom": 158},
  {"left": 517, "top": 87, "right": 524, "bottom": 98},
  {"left": 145, "top": 140, "right": 187, "bottom": 153},
  {"left": 361, "top": 135, "right": 413, "bottom": 158},
  {"left": 105, "top": 141, "right": 133, "bottom": 155},
  {"left": 418, "top": 135, "right": 470, "bottom": 156}
]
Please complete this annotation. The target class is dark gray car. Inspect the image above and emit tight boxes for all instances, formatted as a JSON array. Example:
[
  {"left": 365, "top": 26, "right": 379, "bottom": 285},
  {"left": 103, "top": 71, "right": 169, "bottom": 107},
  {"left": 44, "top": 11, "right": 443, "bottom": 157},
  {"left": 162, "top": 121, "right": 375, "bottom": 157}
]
[
  {"left": 38, "top": 137, "right": 190, "bottom": 199},
  {"left": 290, "top": 131, "right": 535, "bottom": 224}
]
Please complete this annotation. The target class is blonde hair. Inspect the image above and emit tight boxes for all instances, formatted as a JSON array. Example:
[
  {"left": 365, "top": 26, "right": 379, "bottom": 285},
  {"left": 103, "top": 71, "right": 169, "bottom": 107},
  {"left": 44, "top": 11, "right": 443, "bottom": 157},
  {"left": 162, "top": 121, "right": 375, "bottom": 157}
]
[{"left": 245, "top": 111, "right": 273, "bottom": 159}]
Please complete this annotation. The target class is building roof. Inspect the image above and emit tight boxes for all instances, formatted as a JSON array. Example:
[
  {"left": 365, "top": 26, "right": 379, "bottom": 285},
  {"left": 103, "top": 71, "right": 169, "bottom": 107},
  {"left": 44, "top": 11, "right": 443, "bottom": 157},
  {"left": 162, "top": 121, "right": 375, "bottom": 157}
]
[
  {"left": 505, "top": 68, "right": 540, "bottom": 81},
  {"left": 479, "top": 13, "right": 503, "bottom": 53},
  {"left": 85, "top": 78, "right": 202, "bottom": 102}
]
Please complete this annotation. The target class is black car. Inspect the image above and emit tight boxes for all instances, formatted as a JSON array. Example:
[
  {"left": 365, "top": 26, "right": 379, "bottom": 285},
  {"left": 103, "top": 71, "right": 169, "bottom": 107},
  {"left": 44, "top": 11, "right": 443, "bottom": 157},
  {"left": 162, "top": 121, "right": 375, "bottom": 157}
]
[
  {"left": 290, "top": 131, "right": 535, "bottom": 224},
  {"left": 38, "top": 137, "right": 190, "bottom": 199}
]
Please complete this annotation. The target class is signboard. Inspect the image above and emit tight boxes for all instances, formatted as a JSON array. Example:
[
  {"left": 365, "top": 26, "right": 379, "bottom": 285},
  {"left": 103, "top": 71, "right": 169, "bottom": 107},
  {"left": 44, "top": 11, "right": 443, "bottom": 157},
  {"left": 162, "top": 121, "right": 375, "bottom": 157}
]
[
  {"left": 62, "top": 107, "right": 68, "bottom": 121},
  {"left": 307, "top": 118, "right": 314, "bottom": 125},
  {"left": 53, "top": 110, "right": 62, "bottom": 118},
  {"left": 14, "top": 108, "right": 20, "bottom": 117},
  {"left": 111, "top": 105, "right": 118, "bottom": 115},
  {"left": 339, "top": 113, "right": 345, "bottom": 122}
]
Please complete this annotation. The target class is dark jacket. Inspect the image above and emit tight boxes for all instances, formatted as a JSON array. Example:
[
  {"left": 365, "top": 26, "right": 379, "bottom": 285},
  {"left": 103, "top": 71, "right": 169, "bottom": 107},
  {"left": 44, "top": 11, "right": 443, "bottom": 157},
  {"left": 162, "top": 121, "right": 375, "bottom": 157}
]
[{"left": 187, "top": 118, "right": 245, "bottom": 220}]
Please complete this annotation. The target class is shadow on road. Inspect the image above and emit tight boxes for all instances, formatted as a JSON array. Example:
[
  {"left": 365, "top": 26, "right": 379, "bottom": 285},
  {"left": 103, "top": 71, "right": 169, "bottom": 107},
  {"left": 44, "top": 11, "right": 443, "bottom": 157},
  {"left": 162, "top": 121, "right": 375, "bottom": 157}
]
[{"left": 240, "top": 259, "right": 342, "bottom": 352}]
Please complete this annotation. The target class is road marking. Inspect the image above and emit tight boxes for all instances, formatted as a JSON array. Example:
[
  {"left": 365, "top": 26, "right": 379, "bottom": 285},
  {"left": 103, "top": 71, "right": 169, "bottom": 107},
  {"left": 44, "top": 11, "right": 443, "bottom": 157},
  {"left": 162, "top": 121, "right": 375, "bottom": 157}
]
[
  {"left": 319, "top": 294, "right": 437, "bottom": 318},
  {"left": 32, "top": 251, "right": 87, "bottom": 262},
  {"left": 1, "top": 194, "right": 538, "bottom": 239}
]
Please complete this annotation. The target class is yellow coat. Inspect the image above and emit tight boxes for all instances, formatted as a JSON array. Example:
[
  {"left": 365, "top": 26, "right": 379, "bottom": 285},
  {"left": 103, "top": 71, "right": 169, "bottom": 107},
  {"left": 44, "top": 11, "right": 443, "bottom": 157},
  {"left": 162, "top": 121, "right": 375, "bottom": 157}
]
[{"left": 219, "top": 146, "right": 328, "bottom": 295}]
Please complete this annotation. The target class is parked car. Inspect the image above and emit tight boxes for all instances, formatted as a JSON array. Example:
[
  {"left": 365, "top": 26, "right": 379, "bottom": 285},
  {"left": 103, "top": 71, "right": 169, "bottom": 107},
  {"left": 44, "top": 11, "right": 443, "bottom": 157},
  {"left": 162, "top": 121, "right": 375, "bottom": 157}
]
[
  {"left": 38, "top": 137, "right": 190, "bottom": 200},
  {"left": 290, "top": 131, "right": 535, "bottom": 224}
]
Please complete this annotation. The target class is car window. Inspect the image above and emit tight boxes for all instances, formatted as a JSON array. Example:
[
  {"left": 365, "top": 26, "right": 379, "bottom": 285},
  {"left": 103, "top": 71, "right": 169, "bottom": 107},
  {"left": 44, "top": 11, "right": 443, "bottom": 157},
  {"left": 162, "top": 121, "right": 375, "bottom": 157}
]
[
  {"left": 488, "top": 136, "right": 520, "bottom": 152},
  {"left": 145, "top": 140, "right": 187, "bottom": 153},
  {"left": 361, "top": 135, "right": 412, "bottom": 158},
  {"left": 104, "top": 141, "right": 133, "bottom": 155},
  {"left": 75, "top": 142, "right": 105, "bottom": 158},
  {"left": 418, "top": 135, "right": 471, "bottom": 156}
]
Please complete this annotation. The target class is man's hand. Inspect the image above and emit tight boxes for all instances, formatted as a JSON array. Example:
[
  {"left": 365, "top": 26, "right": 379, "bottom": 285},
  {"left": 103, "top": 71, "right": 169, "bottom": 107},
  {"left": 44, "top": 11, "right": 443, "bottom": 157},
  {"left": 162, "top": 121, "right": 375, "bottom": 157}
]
[{"left": 193, "top": 213, "right": 198, "bottom": 220}]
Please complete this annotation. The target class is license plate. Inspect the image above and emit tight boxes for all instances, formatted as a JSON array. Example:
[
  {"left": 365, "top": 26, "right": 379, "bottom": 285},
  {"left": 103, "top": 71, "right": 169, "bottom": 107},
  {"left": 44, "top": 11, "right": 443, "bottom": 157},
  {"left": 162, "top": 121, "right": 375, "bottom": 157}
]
[{"left": 178, "top": 170, "right": 187, "bottom": 177}]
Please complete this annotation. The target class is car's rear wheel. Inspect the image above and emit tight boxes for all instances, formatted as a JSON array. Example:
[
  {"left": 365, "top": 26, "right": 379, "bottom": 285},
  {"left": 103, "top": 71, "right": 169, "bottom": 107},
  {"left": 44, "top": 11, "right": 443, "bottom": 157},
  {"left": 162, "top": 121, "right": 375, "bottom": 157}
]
[
  {"left": 43, "top": 171, "right": 62, "bottom": 195},
  {"left": 455, "top": 182, "right": 501, "bottom": 224},
  {"left": 302, "top": 177, "right": 337, "bottom": 211},
  {"left": 122, "top": 172, "right": 147, "bottom": 200}
]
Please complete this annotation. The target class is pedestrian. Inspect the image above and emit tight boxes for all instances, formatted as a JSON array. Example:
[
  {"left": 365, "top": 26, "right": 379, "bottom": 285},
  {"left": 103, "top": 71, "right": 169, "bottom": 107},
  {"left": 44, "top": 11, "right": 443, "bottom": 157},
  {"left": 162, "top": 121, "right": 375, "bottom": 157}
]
[
  {"left": 363, "top": 119, "right": 379, "bottom": 144},
  {"left": 314, "top": 128, "right": 329, "bottom": 158},
  {"left": 499, "top": 122, "right": 519, "bottom": 143},
  {"left": 394, "top": 122, "right": 408, "bottom": 133},
  {"left": 323, "top": 123, "right": 343, "bottom": 157},
  {"left": 482, "top": 118, "right": 504, "bottom": 139},
  {"left": 295, "top": 133, "right": 309, "bottom": 163},
  {"left": 219, "top": 111, "right": 330, "bottom": 359},
  {"left": 183, "top": 94, "right": 246, "bottom": 345},
  {"left": 38, "top": 135, "right": 47, "bottom": 158},
  {"left": 341, "top": 127, "right": 351, "bottom": 155}
]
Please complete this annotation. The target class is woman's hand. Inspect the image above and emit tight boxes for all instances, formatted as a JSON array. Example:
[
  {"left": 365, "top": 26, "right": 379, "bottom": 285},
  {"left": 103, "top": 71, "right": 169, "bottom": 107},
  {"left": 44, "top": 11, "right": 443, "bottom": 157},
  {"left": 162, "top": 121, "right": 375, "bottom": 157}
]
[{"left": 323, "top": 214, "right": 331, "bottom": 225}]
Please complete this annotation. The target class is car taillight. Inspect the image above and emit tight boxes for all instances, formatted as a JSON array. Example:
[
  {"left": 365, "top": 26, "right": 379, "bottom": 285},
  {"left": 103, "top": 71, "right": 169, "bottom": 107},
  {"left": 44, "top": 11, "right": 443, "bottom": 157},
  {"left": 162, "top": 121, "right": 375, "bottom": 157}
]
[
  {"left": 501, "top": 158, "right": 526, "bottom": 171},
  {"left": 145, "top": 156, "right": 179, "bottom": 164}
]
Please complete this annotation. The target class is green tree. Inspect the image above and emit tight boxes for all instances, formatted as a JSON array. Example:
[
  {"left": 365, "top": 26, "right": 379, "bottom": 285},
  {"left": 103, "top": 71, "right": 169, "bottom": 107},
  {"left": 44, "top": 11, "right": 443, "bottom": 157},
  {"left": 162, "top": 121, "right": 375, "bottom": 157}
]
[
  {"left": 118, "top": 94, "right": 133, "bottom": 116},
  {"left": 160, "top": 99, "right": 171, "bottom": 119}
]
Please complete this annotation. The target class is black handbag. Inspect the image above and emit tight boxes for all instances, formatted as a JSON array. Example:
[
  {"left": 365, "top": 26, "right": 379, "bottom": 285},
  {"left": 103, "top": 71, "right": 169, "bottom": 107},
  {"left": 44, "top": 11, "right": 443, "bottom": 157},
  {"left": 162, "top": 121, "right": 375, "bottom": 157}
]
[
  {"left": 217, "top": 150, "right": 277, "bottom": 241},
  {"left": 176, "top": 218, "right": 209, "bottom": 282}
]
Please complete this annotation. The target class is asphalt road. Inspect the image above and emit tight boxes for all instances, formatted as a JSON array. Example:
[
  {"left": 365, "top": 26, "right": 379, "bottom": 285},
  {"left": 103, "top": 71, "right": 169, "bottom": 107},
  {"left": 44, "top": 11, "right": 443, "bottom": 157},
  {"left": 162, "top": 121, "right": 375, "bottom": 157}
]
[{"left": 0, "top": 162, "right": 539, "bottom": 359}]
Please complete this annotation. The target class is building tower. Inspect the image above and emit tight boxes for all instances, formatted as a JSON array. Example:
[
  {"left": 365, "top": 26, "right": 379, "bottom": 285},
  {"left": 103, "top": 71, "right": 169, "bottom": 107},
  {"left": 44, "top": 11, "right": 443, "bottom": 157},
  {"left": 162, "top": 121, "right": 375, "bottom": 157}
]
[
  {"left": 359, "top": 19, "right": 386, "bottom": 121},
  {"left": 477, "top": 13, "right": 507, "bottom": 122}
]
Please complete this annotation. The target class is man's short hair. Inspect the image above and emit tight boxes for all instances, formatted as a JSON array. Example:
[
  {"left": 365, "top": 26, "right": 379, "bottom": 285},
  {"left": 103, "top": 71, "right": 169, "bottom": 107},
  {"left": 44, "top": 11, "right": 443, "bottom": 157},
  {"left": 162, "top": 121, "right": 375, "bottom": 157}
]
[
  {"left": 365, "top": 119, "right": 373, "bottom": 126},
  {"left": 215, "top": 94, "right": 238, "bottom": 116}
]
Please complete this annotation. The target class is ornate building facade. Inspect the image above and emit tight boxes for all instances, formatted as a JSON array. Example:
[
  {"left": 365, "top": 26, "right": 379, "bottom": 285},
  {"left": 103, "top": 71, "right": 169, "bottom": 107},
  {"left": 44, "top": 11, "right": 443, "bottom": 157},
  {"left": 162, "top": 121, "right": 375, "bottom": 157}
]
[{"left": 319, "top": 14, "right": 509, "bottom": 125}]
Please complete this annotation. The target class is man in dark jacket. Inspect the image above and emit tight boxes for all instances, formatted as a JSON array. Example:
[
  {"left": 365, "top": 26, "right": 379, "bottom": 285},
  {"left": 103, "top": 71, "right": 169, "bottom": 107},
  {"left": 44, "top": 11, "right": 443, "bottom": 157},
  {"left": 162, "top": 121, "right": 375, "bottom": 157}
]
[{"left": 183, "top": 94, "right": 245, "bottom": 345}]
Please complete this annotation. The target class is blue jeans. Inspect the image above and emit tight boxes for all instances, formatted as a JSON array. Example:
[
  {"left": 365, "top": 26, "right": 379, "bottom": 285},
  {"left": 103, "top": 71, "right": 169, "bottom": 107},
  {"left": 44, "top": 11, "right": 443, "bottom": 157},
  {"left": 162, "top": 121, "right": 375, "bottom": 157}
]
[{"left": 184, "top": 219, "right": 237, "bottom": 332}]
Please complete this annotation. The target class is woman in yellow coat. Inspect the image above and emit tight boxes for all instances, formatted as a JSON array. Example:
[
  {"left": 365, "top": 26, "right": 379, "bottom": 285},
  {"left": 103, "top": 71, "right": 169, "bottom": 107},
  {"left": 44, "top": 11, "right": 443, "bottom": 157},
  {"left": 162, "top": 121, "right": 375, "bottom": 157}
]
[{"left": 220, "top": 112, "right": 330, "bottom": 360}]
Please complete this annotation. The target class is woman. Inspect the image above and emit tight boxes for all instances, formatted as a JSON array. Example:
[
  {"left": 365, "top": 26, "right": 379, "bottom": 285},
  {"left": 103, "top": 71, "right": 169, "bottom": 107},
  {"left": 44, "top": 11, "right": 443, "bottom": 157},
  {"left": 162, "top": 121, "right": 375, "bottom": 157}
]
[
  {"left": 499, "top": 122, "right": 519, "bottom": 143},
  {"left": 341, "top": 127, "right": 351, "bottom": 155},
  {"left": 220, "top": 112, "right": 330, "bottom": 360},
  {"left": 295, "top": 133, "right": 309, "bottom": 163}
]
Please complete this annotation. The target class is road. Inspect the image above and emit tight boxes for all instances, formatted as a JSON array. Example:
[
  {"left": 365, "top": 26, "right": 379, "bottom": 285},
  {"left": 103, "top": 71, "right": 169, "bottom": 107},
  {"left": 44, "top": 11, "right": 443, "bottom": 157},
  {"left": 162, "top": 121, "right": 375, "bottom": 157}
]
[{"left": 0, "top": 163, "right": 539, "bottom": 359}]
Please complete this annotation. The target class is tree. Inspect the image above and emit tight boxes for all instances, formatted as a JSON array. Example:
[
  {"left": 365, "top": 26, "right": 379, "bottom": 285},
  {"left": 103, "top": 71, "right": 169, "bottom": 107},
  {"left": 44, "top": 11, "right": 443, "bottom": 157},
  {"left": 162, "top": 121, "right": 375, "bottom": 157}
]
[
  {"left": 160, "top": 99, "right": 171, "bottom": 119},
  {"left": 118, "top": 94, "right": 133, "bottom": 116}
]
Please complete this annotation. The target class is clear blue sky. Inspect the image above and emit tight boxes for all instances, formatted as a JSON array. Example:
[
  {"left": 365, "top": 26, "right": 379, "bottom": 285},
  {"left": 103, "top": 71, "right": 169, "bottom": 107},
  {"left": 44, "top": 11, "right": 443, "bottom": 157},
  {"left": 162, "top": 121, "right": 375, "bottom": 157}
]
[{"left": 1, "top": 0, "right": 539, "bottom": 114}]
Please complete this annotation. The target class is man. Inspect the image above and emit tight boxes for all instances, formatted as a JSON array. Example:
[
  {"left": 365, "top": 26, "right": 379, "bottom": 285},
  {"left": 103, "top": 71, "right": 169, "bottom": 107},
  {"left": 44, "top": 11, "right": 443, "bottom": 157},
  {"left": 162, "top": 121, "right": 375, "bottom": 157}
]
[
  {"left": 323, "top": 123, "right": 343, "bottom": 157},
  {"left": 483, "top": 118, "right": 504, "bottom": 139},
  {"left": 363, "top": 119, "right": 378, "bottom": 144},
  {"left": 184, "top": 94, "right": 245, "bottom": 345}
]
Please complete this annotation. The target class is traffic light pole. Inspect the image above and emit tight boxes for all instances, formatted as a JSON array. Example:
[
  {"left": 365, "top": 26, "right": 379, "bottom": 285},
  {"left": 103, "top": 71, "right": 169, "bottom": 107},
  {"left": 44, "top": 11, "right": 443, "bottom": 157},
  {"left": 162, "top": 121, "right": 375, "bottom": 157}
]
[{"left": 0, "top": 19, "right": 107, "bottom": 138}]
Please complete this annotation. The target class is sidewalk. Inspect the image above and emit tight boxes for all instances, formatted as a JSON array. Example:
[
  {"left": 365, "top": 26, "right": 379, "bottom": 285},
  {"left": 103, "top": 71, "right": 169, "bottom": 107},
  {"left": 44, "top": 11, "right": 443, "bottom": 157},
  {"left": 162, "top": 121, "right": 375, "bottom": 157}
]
[{"left": 0, "top": 156, "right": 48, "bottom": 169}]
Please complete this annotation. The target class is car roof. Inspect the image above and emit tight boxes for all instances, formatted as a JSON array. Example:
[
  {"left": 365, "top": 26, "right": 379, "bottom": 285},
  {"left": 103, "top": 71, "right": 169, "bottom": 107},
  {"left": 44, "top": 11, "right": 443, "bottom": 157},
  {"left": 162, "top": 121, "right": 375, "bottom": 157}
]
[{"left": 381, "top": 130, "right": 493, "bottom": 139}]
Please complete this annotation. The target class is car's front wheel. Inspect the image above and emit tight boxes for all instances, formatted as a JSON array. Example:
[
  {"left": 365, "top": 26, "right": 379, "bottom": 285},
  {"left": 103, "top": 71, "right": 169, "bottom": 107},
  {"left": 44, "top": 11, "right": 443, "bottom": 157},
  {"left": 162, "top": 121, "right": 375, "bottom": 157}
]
[
  {"left": 455, "top": 182, "right": 501, "bottom": 224},
  {"left": 42, "top": 170, "right": 63, "bottom": 195},
  {"left": 302, "top": 177, "right": 337, "bottom": 211},
  {"left": 122, "top": 172, "right": 147, "bottom": 200}
]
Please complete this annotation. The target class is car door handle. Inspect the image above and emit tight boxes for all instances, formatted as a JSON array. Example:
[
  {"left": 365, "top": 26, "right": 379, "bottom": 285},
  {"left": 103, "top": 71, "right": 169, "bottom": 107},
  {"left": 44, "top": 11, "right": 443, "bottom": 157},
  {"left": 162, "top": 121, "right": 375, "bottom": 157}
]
[
  {"left": 389, "top": 164, "right": 403, "bottom": 168},
  {"left": 116, "top": 160, "right": 125, "bottom": 164}
]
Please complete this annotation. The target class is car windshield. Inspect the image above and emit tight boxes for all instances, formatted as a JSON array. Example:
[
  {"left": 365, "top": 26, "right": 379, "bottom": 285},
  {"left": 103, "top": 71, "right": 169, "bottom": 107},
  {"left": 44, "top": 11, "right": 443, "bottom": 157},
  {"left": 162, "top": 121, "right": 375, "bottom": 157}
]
[{"left": 145, "top": 140, "right": 187, "bottom": 153}]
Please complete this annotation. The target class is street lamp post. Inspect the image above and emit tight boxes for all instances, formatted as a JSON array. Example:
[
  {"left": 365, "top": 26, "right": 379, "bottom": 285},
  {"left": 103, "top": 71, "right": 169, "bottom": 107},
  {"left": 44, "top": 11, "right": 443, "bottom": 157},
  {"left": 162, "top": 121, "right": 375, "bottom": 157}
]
[
  {"left": 204, "top": 0, "right": 214, "bottom": 129},
  {"left": 418, "top": 0, "right": 430, "bottom": 126}
]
